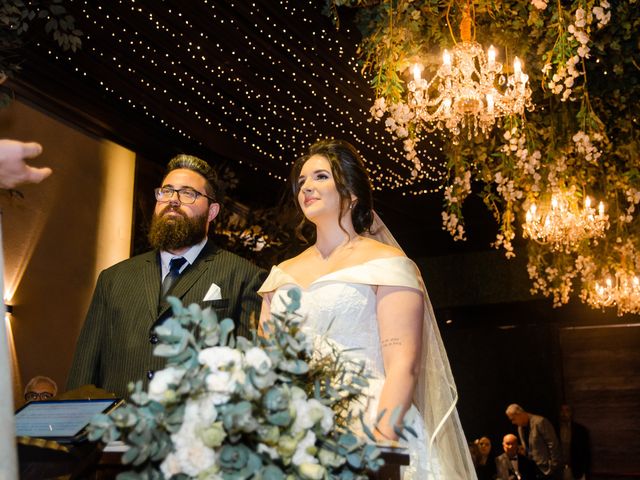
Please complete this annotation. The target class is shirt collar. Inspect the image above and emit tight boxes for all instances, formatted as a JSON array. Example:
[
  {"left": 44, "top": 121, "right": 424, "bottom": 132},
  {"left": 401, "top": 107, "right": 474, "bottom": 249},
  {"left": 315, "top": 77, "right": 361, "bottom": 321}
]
[{"left": 160, "top": 237, "right": 208, "bottom": 276}]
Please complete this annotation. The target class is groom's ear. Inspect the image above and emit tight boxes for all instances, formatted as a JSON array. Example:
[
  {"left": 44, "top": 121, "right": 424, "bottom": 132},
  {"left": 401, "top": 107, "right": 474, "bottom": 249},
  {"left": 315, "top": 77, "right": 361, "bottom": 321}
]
[{"left": 208, "top": 202, "right": 221, "bottom": 222}]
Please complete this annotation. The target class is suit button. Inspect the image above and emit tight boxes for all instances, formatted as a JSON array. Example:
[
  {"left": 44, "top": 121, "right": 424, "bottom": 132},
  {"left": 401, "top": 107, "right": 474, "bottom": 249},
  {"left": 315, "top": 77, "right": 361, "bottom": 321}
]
[
  {"left": 149, "top": 334, "right": 159, "bottom": 344},
  {"left": 146, "top": 370, "right": 154, "bottom": 380}
]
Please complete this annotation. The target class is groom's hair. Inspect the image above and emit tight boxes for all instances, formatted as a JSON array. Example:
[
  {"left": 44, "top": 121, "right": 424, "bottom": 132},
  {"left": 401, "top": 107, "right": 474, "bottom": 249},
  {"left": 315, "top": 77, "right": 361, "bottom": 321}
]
[
  {"left": 164, "top": 154, "right": 219, "bottom": 204},
  {"left": 291, "top": 139, "right": 374, "bottom": 235}
]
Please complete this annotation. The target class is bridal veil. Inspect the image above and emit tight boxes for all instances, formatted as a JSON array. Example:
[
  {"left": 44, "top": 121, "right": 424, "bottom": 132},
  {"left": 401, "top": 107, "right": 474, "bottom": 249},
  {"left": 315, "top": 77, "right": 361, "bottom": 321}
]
[{"left": 366, "top": 212, "right": 477, "bottom": 480}]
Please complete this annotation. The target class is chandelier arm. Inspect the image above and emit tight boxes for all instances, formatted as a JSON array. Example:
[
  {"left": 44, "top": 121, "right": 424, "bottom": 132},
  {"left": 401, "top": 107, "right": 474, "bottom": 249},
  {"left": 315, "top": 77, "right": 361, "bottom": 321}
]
[{"left": 446, "top": 0, "right": 457, "bottom": 45}]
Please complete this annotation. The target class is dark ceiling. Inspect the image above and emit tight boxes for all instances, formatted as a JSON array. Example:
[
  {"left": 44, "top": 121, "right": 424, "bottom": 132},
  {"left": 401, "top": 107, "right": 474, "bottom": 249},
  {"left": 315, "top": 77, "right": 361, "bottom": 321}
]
[{"left": 7, "top": 0, "right": 499, "bottom": 256}]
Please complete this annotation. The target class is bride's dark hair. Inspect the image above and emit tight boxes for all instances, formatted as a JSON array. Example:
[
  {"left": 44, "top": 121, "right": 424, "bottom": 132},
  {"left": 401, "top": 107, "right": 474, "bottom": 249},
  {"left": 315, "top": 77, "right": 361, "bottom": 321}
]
[{"left": 290, "top": 139, "right": 374, "bottom": 234}]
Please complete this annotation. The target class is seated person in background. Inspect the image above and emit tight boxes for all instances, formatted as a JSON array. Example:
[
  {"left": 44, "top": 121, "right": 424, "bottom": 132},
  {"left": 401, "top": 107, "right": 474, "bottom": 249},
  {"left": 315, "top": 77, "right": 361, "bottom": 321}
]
[
  {"left": 496, "top": 433, "right": 539, "bottom": 480},
  {"left": 24, "top": 376, "right": 57, "bottom": 402},
  {"left": 475, "top": 436, "right": 498, "bottom": 480}
]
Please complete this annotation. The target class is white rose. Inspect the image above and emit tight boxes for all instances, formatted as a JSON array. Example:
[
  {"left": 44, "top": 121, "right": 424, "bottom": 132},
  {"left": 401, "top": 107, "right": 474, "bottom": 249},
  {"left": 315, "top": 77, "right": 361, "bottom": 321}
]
[
  {"left": 245, "top": 347, "right": 272, "bottom": 374},
  {"left": 199, "top": 346, "right": 242, "bottom": 371},
  {"left": 148, "top": 366, "right": 186, "bottom": 402},
  {"left": 160, "top": 452, "right": 182, "bottom": 477},
  {"left": 292, "top": 431, "right": 318, "bottom": 467},
  {"left": 206, "top": 370, "right": 236, "bottom": 404}
]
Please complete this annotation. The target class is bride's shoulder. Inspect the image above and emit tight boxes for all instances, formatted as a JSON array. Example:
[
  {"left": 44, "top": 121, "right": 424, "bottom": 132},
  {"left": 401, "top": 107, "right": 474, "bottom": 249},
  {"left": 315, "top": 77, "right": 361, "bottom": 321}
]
[{"left": 357, "top": 236, "right": 405, "bottom": 261}]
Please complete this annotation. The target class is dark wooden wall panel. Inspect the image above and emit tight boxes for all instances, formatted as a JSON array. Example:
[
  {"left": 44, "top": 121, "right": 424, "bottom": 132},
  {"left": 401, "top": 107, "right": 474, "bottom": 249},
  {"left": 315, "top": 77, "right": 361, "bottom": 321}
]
[{"left": 560, "top": 326, "right": 640, "bottom": 477}]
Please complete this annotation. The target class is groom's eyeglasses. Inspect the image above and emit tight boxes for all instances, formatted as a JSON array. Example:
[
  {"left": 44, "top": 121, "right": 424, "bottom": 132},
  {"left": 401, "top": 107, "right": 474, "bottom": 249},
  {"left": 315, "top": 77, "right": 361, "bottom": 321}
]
[{"left": 154, "top": 186, "right": 214, "bottom": 204}]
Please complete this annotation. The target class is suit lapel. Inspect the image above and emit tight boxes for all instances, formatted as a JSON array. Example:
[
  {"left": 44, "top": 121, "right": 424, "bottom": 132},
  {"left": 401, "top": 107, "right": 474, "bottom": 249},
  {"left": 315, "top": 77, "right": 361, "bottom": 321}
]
[{"left": 143, "top": 251, "right": 162, "bottom": 319}]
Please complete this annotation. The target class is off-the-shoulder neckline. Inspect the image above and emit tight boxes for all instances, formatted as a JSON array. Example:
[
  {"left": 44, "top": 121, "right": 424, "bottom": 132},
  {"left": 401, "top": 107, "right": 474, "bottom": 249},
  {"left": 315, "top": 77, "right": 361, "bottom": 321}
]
[{"left": 271, "top": 256, "right": 413, "bottom": 290}]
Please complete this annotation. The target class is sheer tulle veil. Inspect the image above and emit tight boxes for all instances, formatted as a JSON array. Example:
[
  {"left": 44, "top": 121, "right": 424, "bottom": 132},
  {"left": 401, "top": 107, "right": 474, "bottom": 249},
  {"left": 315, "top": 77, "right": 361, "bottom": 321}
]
[{"left": 366, "top": 212, "right": 477, "bottom": 480}]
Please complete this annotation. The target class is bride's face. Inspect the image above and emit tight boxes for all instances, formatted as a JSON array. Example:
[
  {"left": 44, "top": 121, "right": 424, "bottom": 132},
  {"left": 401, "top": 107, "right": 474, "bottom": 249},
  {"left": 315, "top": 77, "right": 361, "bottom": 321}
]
[{"left": 297, "top": 155, "right": 341, "bottom": 222}]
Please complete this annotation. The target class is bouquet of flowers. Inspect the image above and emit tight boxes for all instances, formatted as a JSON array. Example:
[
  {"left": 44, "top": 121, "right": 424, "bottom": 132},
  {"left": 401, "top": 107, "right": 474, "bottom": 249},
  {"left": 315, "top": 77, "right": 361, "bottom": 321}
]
[{"left": 88, "top": 288, "right": 398, "bottom": 479}]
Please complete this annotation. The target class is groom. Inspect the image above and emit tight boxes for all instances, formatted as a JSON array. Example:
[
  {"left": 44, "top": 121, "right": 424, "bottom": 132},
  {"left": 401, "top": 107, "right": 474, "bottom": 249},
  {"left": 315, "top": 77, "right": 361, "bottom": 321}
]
[{"left": 67, "top": 154, "right": 266, "bottom": 398}]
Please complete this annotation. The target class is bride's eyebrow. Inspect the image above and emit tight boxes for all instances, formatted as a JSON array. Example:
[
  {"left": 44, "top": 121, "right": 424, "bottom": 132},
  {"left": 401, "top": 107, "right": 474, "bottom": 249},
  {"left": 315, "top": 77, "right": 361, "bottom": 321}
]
[{"left": 298, "top": 169, "right": 330, "bottom": 182}]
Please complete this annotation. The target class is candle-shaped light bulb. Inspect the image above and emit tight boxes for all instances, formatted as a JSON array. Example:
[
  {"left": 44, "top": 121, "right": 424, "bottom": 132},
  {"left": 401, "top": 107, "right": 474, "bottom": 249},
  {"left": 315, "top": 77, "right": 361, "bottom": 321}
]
[
  {"left": 531, "top": 203, "right": 537, "bottom": 216},
  {"left": 514, "top": 57, "right": 522, "bottom": 81},
  {"left": 486, "top": 93, "right": 494, "bottom": 113},
  {"left": 585, "top": 196, "right": 591, "bottom": 209},
  {"left": 443, "top": 49, "right": 452, "bottom": 66},
  {"left": 551, "top": 195, "right": 558, "bottom": 209},
  {"left": 443, "top": 97, "right": 452, "bottom": 113},
  {"left": 606, "top": 277, "right": 613, "bottom": 288},
  {"left": 526, "top": 210, "right": 532, "bottom": 223},
  {"left": 488, "top": 45, "right": 496, "bottom": 65},
  {"left": 633, "top": 276, "right": 639, "bottom": 287},
  {"left": 598, "top": 201, "right": 605, "bottom": 216},
  {"left": 412, "top": 63, "right": 422, "bottom": 82}
]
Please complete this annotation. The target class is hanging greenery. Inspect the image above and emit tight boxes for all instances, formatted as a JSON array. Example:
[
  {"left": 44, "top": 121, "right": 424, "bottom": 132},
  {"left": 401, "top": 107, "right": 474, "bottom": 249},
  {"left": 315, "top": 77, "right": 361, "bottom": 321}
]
[
  {"left": 0, "top": 0, "right": 82, "bottom": 106},
  {"left": 326, "top": 0, "right": 640, "bottom": 313}
]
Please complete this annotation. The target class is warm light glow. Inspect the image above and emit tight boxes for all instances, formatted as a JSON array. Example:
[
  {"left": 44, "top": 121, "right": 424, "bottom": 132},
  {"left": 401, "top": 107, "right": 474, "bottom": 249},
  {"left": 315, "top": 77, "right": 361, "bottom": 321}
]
[
  {"left": 95, "top": 142, "right": 136, "bottom": 279},
  {"left": 486, "top": 93, "right": 494, "bottom": 113},
  {"left": 442, "top": 49, "right": 452, "bottom": 66},
  {"left": 407, "top": 41, "right": 532, "bottom": 140},
  {"left": 523, "top": 189, "right": 609, "bottom": 251},
  {"left": 487, "top": 45, "right": 496, "bottom": 65},
  {"left": 586, "top": 270, "right": 640, "bottom": 316},
  {"left": 514, "top": 56, "right": 522, "bottom": 77},
  {"left": 412, "top": 63, "right": 422, "bottom": 82},
  {"left": 443, "top": 97, "right": 452, "bottom": 113},
  {"left": 4, "top": 313, "right": 22, "bottom": 403}
]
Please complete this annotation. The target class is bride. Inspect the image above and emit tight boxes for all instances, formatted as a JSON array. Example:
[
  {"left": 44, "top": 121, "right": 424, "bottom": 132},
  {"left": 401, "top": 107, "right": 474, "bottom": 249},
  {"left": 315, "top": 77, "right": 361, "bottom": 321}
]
[{"left": 258, "top": 139, "right": 477, "bottom": 479}]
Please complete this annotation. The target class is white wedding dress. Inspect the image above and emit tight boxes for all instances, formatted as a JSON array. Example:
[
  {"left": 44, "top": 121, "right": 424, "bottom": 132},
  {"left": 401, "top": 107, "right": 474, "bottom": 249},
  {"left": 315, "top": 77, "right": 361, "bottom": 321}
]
[{"left": 259, "top": 256, "right": 477, "bottom": 480}]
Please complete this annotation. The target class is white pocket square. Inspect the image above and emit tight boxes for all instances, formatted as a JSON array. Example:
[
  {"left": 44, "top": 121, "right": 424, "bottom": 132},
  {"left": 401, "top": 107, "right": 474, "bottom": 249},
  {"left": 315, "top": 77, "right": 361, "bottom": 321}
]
[{"left": 204, "top": 283, "right": 222, "bottom": 301}]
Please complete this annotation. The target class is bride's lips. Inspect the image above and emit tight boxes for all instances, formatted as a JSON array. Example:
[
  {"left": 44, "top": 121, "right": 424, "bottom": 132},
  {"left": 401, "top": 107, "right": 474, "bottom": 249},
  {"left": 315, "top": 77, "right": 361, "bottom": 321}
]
[{"left": 303, "top": 197, "right": 319, "bottom": 207}]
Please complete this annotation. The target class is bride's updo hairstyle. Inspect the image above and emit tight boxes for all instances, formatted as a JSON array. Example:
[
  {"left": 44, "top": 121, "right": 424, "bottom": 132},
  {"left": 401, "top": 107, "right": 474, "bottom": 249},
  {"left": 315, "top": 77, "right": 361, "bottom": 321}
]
[{"left": 291, "top": 139, "right": 374, "bottom": 234}]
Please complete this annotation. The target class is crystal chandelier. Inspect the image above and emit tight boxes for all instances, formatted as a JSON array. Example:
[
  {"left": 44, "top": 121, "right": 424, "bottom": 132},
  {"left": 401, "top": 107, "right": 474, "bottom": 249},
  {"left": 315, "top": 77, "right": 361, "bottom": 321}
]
[
  {"left": 585, "top": 270, "right": 640, "bottom": 315},
  {"left": 407, "top": 8, "right": 533, "bottom": 139},
  {"left": 522, "top": 189, "right": 609, "bottom": 251}
]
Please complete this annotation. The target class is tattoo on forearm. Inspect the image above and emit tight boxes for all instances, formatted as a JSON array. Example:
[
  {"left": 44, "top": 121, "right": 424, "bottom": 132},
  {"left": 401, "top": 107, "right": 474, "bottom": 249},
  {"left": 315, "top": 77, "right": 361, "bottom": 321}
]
[{"left": 381, "top": 337, "right": 402, "bottom": 348}]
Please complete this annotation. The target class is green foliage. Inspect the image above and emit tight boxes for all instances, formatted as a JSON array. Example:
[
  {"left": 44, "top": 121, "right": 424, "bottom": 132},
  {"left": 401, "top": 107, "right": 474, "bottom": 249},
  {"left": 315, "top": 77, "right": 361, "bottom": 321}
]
[
  {"left": 327, "top": 0, "right": 640, "bottom": 310},
  {"left": 88, "top": 292, "right": 406, "bottom": 478},
  {"left": 0, "top": 0, "right": 82, "bottom": 89}
]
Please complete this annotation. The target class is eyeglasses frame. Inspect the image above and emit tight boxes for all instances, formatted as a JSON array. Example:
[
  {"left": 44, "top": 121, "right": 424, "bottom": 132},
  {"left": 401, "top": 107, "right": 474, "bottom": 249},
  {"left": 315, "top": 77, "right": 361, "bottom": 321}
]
[{"left": 154, "top": 186, "right": 215, "bottom": 205}]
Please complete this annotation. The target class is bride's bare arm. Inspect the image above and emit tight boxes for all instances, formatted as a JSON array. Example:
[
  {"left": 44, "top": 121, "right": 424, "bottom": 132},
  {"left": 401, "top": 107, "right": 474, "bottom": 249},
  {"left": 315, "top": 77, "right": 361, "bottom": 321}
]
[{"left": 374, "top": 285, "right": 424, "bottom": 441}]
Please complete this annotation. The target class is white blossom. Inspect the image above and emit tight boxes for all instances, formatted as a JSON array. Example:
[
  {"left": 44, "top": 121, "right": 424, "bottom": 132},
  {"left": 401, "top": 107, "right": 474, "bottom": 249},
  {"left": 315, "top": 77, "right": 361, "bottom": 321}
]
[
  {"left": 148, "top": 366, "right": 186, "bottom": 403},
  {"left": 292, "top": 431, "right": 318, "bottom": 466},
  {"left": 245, "top": 347, "right": 272, "bottom": 374}
]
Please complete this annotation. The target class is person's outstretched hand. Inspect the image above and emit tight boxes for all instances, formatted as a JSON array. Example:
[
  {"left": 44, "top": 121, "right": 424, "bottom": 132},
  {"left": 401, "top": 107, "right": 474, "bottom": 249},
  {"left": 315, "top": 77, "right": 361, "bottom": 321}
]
[{"left": 0, "top": 139, "right": 52, "bottom": 189}]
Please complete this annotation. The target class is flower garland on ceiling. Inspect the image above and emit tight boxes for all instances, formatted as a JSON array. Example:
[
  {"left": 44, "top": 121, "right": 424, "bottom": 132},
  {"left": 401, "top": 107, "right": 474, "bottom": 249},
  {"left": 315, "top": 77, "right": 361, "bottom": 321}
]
[{"left": 327, "top": 0, "right": 640, "bottom": 315}]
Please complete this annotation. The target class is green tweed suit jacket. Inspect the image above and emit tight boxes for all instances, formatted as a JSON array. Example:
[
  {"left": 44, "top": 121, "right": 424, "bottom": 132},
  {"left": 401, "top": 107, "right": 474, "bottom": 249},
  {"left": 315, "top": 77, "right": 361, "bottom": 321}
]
[{"left": 67, "top": 241, "right": 266, "bottom": 398}]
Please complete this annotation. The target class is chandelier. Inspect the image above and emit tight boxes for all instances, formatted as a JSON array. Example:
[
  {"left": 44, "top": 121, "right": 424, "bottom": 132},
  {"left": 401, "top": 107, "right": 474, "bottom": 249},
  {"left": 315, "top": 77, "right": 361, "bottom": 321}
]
[
  {"left": 585, "top": 270, "right": 640, "bottom": 316},
  {"left": 407, "top": 8, "right": 533, "bottom": 139},
  {"left": 523, "top": 189, "right": 609, "bottom": 251}
]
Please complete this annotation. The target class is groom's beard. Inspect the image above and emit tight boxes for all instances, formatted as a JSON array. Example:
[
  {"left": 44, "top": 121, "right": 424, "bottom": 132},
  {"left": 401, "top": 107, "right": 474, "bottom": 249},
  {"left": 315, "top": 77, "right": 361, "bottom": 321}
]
[{"left": 148, "top": 206, "right": 209, "bottom": 251}]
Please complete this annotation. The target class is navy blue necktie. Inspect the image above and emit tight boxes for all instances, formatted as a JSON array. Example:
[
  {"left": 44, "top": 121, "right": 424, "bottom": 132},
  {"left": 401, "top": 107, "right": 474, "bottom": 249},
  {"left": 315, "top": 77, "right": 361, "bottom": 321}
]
[{"left": 161, "top": 257, "right": 187, "bottom": 297}]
